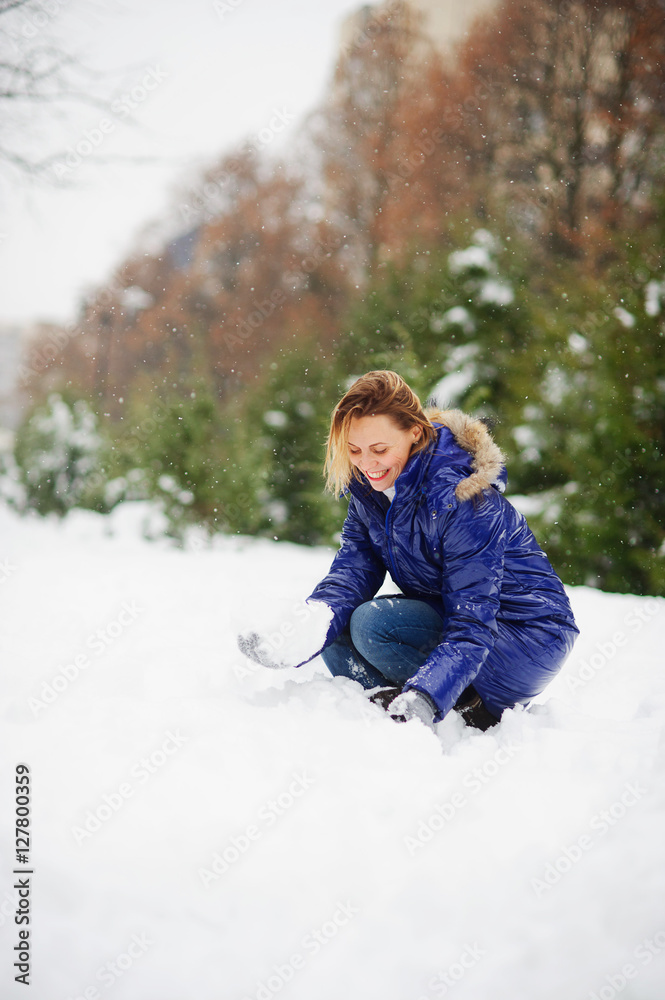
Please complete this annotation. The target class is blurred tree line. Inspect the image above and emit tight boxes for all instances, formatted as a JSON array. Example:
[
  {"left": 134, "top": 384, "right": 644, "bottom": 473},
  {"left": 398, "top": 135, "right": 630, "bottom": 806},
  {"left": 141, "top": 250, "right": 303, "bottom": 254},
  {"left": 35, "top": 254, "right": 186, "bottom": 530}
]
[{"left": 9, "top": 0, "right": 665, "bottom": 595}]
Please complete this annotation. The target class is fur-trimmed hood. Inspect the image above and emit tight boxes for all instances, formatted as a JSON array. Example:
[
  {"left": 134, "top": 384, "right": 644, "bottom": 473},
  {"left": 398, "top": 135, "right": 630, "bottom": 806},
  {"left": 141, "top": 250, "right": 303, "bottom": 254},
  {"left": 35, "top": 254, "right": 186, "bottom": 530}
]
[{"left": 434, "top": 410, "right": 507, "bottom": 502}]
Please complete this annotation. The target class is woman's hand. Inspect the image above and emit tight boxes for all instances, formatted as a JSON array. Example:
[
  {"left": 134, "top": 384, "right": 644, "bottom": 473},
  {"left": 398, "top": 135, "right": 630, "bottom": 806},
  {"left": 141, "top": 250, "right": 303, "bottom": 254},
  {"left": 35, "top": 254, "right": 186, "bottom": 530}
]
[
  {"left": 236, "top": 631, "right": 289, "bottom": 669},
  {"left": 236, "top": 600, "right": 334, "bottom": 670},
  {"left": 387, "top": 689, "right": 437, "bottom": 729}
]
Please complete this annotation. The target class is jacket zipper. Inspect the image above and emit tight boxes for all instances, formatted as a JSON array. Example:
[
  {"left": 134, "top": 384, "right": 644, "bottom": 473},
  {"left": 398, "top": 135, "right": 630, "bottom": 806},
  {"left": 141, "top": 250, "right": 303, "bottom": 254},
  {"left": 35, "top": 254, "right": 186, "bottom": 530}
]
[
  {"left": 384, "top": 495, "right": 403, "bottom": 590},
  {"left": 350, "top": 478, "right": 422, "bottom": 592}
]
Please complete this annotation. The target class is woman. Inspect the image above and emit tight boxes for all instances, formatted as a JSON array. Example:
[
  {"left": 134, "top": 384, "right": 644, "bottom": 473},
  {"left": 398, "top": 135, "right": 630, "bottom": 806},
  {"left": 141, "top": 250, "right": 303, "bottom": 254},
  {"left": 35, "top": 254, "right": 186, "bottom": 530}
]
[{"left": 238, "top": 370, "right": 579, "bottom": 731}]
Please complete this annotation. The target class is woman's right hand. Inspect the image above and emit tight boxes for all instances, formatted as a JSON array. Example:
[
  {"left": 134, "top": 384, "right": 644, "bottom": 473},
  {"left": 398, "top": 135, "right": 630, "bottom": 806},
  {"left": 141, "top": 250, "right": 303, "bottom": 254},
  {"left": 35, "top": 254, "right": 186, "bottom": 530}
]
[
  {"left": 236, "top": 600, "right": 334, "bottom": 670},
  {"left": 236, "top": 630, "right": 291, "bottom": 669}
]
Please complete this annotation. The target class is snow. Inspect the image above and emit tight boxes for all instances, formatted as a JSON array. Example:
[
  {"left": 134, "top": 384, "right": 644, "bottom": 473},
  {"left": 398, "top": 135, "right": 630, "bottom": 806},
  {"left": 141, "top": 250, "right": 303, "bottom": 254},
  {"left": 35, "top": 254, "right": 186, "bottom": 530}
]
[
  {"left": 28, "top": 395, "right": 101, "bottom": 483},
  {"left": 511, "top": 424, "right": 542, "bottom": 464},
  {"left": 505, "top": 493, "right": 550, "bottom": 518},
  {"left": 13, "top": 395, "right": 103, "bottom": 513},
  {"left": 430, "top": 306, "right": 476, "bottom": 335},
  {"left": 264, "top": 410, "right": 289, "bottom": 429},
  {"left": 120, "top": 287, "right": 154, "bottom": 313},
  {"left": 645, "top": 280, "right": 665, "bottom": 317},
  {"left": 468, "top": 228, "right": 499, "bottom": 252},
  {"left": 446, "top": 231, "right": 513, "bottom": 310},
  {"left": 264, "top": 499, "right": 289, "bottom": 525},
  {"left": 614, "top": 306, "right": 636, "bottom": 329},
  {"left": 448, "top": 230, "right": 500, "bottom": 276},
  {"left": 541, "top": 365, "right": 570, "bottom": 407},
  {"left": 448, "top": 245, "right": 493, "bottom": 275},
  {"left": 568, "top": 331, "right": 590, "bottom": 354},
  {"left": 429, "top": 345, "right": 481, "bottom": 409},
  {"left": 429, "top": 369, "right": 476, "bottom": 408},
  {"left": 156, "top": 475, "right": 194, "bottom": 506},
  {"left": 237, "top": 600, "right": 334, "bottom": 670},
  {"left": 1, "top": 500, "right": 665, "bottom": 1000},
  {"left": 477, "top": 278, "right": 514, "bottom": 307}
]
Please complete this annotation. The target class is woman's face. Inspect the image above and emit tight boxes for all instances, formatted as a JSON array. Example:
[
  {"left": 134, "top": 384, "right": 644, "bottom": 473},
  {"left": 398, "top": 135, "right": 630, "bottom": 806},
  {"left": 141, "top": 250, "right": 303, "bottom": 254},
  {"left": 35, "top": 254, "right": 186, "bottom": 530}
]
[{"left": 347, "top": 414, "right": 422, "bottom": 492}]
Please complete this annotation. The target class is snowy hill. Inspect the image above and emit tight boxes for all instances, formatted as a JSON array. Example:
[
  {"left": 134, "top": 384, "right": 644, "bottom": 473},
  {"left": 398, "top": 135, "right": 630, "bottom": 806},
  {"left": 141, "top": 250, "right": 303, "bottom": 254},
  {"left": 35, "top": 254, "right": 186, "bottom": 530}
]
[{"left": 1, "top": 501, "right": 664, "bottom": 1000}]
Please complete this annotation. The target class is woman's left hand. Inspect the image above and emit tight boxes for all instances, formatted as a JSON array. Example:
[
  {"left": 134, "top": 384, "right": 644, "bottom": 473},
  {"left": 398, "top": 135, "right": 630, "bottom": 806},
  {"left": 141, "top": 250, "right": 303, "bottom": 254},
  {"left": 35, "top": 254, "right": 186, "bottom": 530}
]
[{"left": 387, "top": 690, "right": 437, "bottom": 729}]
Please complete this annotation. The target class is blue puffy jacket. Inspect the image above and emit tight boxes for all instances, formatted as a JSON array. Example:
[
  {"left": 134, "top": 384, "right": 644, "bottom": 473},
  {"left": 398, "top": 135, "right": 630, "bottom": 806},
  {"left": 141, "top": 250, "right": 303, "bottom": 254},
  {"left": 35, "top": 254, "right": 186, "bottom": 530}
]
[{"left": 309, "top": 411, "right": 579, "bottom": 721}]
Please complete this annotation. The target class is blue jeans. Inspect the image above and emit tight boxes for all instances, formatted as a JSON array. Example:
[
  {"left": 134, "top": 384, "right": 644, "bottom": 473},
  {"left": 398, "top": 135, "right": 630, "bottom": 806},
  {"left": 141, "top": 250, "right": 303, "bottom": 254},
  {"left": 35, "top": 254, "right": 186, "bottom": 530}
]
[{"left": 320, "top": 597, "right": 444, "bottom": 690}]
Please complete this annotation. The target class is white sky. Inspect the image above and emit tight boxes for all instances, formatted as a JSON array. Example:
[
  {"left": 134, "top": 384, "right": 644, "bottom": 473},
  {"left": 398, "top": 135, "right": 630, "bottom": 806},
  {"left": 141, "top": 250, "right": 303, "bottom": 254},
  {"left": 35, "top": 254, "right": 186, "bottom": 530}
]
[{"left": 0, "top": 0, "right": 369, "bottom": 327}]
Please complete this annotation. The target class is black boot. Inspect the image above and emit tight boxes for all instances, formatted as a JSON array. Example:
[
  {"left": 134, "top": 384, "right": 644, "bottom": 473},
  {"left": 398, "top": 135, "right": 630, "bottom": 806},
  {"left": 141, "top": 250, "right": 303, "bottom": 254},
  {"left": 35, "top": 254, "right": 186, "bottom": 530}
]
[
  {"left": 367, "top": 685, "right": 402, "bottom": 711},
  {"left": 454, "top": 684, "right": 500, "bottom": 731}
]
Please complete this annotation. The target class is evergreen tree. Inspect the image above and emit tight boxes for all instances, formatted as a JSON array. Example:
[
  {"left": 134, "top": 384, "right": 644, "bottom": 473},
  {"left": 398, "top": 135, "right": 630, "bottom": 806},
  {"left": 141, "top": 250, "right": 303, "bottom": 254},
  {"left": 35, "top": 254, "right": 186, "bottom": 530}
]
[
  {"left": 519, "top": 250, "right": 665, "bottom": 595},
  {"left": 13, "top": 394, "right": 107, "bottom": 516},
  {"left": 248, "top": 348, "right": 343, "bottom": 546}
]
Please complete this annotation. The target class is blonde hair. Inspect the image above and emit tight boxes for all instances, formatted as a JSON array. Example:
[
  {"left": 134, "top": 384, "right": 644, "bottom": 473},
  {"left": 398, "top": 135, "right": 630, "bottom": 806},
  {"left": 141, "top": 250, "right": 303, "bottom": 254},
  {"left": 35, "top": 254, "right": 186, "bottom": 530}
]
[{"left": 324, "top": 370, "right": 442, "bottom": 496}]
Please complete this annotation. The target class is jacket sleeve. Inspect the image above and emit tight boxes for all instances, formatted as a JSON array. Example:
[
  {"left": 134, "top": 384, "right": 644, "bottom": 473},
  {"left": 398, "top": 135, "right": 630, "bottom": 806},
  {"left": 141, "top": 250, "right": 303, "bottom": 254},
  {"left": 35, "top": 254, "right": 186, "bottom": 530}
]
[
  {"left": 308, "top": 497, "right": 386, "bottom": 643},
  {"left": 404, "top": 489, "right": 507, "bottom": 720}
]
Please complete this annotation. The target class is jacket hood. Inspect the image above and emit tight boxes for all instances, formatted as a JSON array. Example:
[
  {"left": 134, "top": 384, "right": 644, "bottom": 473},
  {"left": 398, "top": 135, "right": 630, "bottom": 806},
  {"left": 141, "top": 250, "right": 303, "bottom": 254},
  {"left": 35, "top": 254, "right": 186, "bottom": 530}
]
[{"left": 435, "top": 410, "right": 506, "bottom": 501}]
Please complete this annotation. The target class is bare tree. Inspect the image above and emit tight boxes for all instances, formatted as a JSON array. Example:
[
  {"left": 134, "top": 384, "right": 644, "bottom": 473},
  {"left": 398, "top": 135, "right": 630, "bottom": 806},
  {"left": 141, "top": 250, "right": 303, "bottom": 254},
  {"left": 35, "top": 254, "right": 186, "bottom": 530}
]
[
  {"left": 457, "top": 0, "right": 665, "bottom": 251},
  {"left": 311, "top": 1, "right": 430, "bottom": 276},
  {"left": 0, "top": 0, "right": 157, "bottom": 186}
]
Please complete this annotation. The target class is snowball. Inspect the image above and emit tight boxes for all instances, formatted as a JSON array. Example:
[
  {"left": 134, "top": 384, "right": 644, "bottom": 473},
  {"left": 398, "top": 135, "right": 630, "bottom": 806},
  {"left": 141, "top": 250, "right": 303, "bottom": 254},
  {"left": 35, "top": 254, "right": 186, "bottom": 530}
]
[{"left": 237, "top": 599, "right": 335, "bottom": 669}]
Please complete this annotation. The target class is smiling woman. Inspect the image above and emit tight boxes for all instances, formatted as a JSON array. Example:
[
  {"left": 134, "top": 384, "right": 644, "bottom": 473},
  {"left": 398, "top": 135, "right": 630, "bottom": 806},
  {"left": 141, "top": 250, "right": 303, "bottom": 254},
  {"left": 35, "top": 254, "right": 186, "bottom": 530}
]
[
  {"left": 238, "top": 370, "right": 579, "bottom": 735},
  {"left": 347, "top": 413, "right": 422, "bottom": 491},
  {"left": 324, "top": 370, "right": 438, "bottom": 497}
]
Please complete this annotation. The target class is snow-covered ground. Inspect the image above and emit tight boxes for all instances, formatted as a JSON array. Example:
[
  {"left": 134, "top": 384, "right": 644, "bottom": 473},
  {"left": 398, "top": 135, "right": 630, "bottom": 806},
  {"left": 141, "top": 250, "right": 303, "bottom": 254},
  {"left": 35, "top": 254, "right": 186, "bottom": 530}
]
[{"left": 1, "top": 500, "right": 664, "bottom": 1000}]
